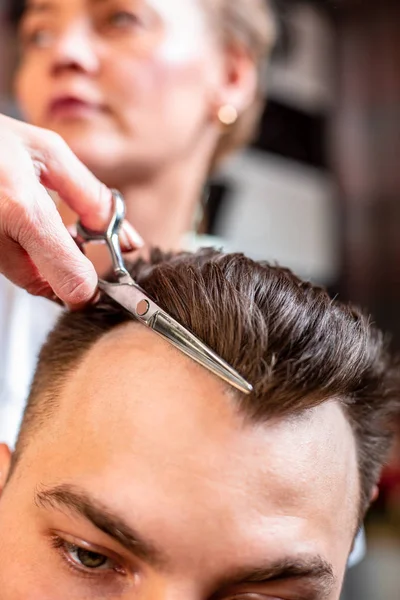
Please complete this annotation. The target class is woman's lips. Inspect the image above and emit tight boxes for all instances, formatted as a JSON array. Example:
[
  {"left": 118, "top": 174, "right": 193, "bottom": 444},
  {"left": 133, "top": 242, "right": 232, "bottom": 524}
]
[{"left": 48, "top": 96, "right": 106, "bottom": 119}]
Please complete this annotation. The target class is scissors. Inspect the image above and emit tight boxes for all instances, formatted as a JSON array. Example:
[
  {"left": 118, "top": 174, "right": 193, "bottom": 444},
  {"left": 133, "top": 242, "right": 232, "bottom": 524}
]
[{"left": 76, "top": 190, "right": 253, "bottom": 395}]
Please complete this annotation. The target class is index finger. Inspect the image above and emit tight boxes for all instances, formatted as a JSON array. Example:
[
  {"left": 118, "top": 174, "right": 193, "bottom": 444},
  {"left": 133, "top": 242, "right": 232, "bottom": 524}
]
[
  {"left": 28, "top": 128, "right": 144, "bottom": 250},
  {"left": 30, "top": 128, "right": 114, "bottom": 231}
]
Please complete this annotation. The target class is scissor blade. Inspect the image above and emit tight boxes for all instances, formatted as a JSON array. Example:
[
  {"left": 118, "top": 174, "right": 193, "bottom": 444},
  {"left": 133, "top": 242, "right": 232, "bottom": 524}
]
[
  {"left": 98, "top": 279, "right": 253, "bottom": 395},
  {"left": 150, "top": 312, "right": 253, "bottom": 394},
  {"left": 98, "top": 280, "right": 146, "bottom": 314}
]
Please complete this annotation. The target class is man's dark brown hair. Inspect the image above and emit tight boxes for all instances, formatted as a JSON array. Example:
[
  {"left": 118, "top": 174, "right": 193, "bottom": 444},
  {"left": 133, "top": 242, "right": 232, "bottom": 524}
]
[{"left": 16, "top": 249, "right": 400, "bottom": 522}]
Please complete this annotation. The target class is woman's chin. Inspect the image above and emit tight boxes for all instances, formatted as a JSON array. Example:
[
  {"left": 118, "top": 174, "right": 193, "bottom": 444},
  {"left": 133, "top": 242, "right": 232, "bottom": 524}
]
[
  {"left": 55, "top": 127, "right": 126, "bottom": 173},
  {"left": 34, "top": 118, "right": 165, "bottom": 184}
]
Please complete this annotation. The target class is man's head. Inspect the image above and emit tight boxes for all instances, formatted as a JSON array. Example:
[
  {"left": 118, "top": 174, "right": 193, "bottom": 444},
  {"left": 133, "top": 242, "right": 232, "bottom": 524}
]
[{"left": 0, "top": 249, "right": 398, "bottom": 599}]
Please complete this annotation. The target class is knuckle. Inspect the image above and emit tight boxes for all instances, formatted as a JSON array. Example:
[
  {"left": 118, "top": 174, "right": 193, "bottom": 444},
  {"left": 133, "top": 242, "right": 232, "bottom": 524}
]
[
  {"left": 32, "top": 124, "right": 60, "bottom": 147},
  {"left": 0, "top": 193, "right": 58, "bottom": 260},
  {"left": 25, "top": 279, "right": 52, "bottom": 298},
  {"left": 35, "top": 128, "right": 68, "bottom": 166},
  {"left": 44, "top": 130, "right": 66, "bottom": 158},
  {"left": 45, "top": 129, "right": 64, "bottom": 150},
  {"left": 0, "top": 193, "right": 30, "bottom": 240},
  {"left": 1, "top": 193, "right": 47, "bottom": 249}
]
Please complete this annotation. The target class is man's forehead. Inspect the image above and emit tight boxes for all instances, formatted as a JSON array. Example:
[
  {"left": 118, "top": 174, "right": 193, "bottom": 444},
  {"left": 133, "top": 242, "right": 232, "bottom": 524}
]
[
  {"left": 13, "top": 322, "right": 359, "bottom": 595},
  {"left": 64, "top": 321, "right": 238, "bottom": 434},
  {"left": 78, "top": 321, "right": 225, "bottom": 391},
  {"left": 33, "top": 322, "right": 359, "bottom": 534}
]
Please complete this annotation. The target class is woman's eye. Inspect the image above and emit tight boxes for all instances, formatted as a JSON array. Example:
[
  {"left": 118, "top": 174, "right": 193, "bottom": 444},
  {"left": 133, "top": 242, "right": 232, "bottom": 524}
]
[
  {"left": 21, "top": 28, "right": 54, "bottom": 48},
  {"left": 107, "top": 11, "right": 143, "bottom": 29}
]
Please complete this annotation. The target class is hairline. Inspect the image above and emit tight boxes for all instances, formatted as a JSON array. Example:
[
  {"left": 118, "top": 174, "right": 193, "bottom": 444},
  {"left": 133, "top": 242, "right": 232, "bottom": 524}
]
[{"left": 13, "top": 317, "right": 363, "bottom": 532}]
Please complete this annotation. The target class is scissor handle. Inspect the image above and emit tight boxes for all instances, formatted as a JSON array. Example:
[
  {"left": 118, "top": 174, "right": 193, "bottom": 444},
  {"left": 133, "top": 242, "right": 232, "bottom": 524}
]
[{"left": 76, "top": 189, "right": 129, "bottom": 278}]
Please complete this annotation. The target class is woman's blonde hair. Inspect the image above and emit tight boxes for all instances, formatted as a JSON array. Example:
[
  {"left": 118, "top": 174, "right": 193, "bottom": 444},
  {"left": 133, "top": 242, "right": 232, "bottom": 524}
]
[{"left": 205, "top": 0, "right": 278, "bottom": 168}]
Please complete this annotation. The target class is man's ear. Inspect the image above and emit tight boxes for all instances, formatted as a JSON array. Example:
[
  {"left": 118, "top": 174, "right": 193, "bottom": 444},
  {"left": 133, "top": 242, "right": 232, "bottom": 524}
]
[
  {"left": 371, "top": 485, "right": 379, "bottom": 503},
  {"left": 0, "top": 444, "right": 12, "bottom": 495}
]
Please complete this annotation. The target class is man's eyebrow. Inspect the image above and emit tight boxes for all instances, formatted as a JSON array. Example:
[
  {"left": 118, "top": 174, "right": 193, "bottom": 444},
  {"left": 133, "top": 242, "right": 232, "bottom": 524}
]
[
  {"left": 36, "top": 485, "right": 335, "bottom": 598},
  {"left": 35, "top": 484, "right": 167, "bottom": 566},
  {"left": 217, "top": 556, "right": 336, "bottom": 599}
]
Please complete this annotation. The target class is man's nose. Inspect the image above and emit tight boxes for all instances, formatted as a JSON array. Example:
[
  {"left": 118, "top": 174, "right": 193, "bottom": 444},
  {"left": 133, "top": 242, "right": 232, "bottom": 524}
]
[
  {"left": 139, "top": 581, "right": 199, "bottom": 600},
  {"left": 50, "top": 22, "right": 100, "bottom": 77}
]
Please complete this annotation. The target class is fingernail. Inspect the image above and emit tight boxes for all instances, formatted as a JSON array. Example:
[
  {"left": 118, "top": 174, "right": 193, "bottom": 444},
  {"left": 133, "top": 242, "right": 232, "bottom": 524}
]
[
  {"left": 49, "top": 293, "right": 64, "bottom": 307},
  {"left": 120, "top": 221, "right": 145, "bottom": 251},
  {"left": 67, "top": 224, "right": 78, "bottom": 238},
  {"left": 63, "top": 289, "right": 100, "bottom": 311},
  {"left": 89, "top": 289, "right": 101, "bottom": 305},
  {"left": 63, "top": 300, "right": 88, "bottom": 312}
]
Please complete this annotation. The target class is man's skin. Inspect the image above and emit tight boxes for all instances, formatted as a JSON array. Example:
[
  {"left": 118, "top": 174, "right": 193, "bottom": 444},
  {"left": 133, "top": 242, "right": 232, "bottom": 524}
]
[{"left": 0, "top": 323, "right": 360, "bottom": 599}]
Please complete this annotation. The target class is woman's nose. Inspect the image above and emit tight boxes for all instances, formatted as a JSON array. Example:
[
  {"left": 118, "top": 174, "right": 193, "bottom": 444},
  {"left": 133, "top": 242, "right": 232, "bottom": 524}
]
[{"left": 50, "top": 23, "right": 100, "bottom": 77}]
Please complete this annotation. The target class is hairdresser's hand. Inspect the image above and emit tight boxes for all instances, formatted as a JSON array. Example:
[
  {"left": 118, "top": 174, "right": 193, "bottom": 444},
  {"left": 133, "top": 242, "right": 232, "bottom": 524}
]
[{"left": 0, "top": 114, "right": 143, "bottom": 307}]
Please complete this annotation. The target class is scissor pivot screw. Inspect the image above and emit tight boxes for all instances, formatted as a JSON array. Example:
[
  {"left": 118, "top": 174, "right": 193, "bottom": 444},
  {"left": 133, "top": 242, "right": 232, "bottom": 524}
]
[{"left": 136, "top": 299, "right": 150, "bottom": 317}]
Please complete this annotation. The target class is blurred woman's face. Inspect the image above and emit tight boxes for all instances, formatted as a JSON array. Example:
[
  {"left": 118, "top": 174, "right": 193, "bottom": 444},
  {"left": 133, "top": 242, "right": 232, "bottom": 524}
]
[{"left": 16, "top": 0, "right": 223, "bottom": 182}]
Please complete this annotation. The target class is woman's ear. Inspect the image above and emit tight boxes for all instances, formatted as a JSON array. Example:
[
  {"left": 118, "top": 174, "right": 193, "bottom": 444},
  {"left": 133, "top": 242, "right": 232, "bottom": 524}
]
[
  {"left": 212, "top": 42, "right": 258, "bottom": 120},
  {"left": 0, "top": 444, "right": 12, "bottom": 495}
]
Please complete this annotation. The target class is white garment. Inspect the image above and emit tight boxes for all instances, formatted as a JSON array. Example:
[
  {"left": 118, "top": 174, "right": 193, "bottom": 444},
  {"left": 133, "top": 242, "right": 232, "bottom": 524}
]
[{"left": 0, "top": 276, "right": 62, "bottom": 448}]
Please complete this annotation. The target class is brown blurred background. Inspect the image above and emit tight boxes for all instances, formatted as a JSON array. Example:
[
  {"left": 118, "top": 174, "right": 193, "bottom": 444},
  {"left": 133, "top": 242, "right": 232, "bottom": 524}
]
[{"left": 0, "top": 0, "right": 399, "bottom": 597}]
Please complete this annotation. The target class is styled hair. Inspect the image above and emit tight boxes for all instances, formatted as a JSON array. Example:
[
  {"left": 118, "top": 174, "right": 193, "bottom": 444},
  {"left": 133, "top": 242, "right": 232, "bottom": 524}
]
[
  {"left": 8, "top": 0, "right": 277, "bottom": 168},
  {"left": 15, "top": 249, "right": 400, "bottom": 522}
]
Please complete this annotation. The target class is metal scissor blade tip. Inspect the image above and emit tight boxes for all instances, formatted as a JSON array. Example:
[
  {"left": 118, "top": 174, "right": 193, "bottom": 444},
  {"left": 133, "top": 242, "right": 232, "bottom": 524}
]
[{"left": 150, "top": 313, "right": 253, "bottom": 395}]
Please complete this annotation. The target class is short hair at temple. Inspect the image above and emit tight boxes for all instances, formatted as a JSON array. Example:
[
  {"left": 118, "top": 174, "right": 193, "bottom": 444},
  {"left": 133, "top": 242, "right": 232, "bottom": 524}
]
[{"left": 14, "top": 249, "right": 400, "bottom": 521}]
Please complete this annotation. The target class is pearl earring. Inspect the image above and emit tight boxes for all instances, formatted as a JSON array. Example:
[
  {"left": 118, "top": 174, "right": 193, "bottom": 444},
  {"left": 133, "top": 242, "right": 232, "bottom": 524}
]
[{"left": 218, "top": 104, "right": 238, "bottom": 126}]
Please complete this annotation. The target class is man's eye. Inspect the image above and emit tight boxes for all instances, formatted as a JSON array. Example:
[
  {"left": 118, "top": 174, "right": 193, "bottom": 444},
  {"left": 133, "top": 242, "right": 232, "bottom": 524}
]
[
  {"left": 66, "top": 543, "right": 111, "bottom": 570},
  {"left": 51, "top": 536, "right": 121, "bottom": 574},
  {"left": 225, "top": 594, "right": 308, "bottom": 600}
]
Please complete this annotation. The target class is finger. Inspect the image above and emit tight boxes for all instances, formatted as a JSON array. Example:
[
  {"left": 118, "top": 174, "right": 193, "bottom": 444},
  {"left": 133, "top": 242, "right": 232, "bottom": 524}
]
[
  {"left": 65, "top": 288, "right": 101, "bottom": 312},
  {"left": 67, "top": 218, "right": 144, "bottom": 253},
  {"left": 11, "top": 183, "right": 99, "bottom": 305},
  {"left": 0, "top": 237, "right": 54, "bottom": 299},
  {"left": 3, "top": 115, "right": 111, "bottom": 231},
  {"left": 26, "top": 126, "right": 141, "bottom": 238},
  {"left": 120, "top": 220, "right": 145, "bottom": 250},
  {"left": 5, "top": 116, "right": 144, "bottom": 248}
]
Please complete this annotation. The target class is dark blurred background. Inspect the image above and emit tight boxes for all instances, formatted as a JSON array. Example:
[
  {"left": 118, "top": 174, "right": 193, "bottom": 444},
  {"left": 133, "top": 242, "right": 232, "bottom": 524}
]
[{"left": 0, "top": 0, "right": 399, "bottom": 597}]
